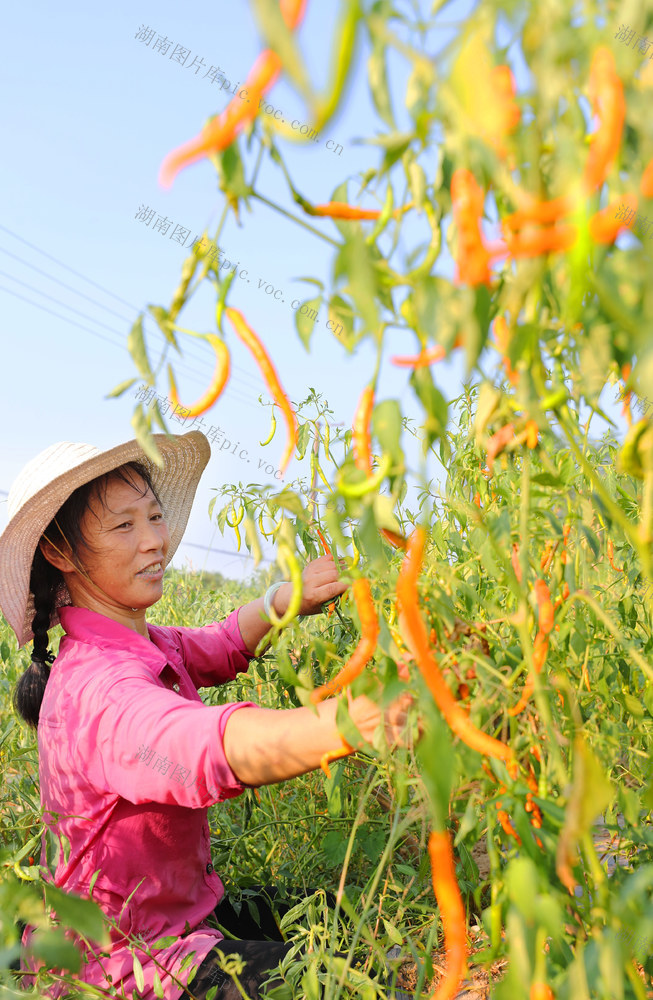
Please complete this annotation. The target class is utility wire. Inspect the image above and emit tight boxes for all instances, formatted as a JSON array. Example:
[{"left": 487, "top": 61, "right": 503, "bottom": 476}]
[{"left": 0, "top": 223, "right": 265, "bottom": 395}]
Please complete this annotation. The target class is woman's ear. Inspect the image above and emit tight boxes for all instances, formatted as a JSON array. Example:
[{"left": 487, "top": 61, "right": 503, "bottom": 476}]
[{"left": 39, "top": 537, "right": 75, "bottom": 574}]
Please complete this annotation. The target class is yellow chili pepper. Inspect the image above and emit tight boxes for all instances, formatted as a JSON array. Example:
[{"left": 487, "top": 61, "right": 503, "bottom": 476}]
[
  {"left": 338, "top": 453, "right": 392, "bottom": 497},
  {"left": 260, "top": 406, "right": 277, "bottom": 447},
  {"left": 267, "top": 544, "right": 303, "bottom": 629}
]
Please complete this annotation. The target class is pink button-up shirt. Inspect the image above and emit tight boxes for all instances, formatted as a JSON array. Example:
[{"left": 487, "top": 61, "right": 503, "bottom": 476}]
[{"left": 23, "top": 604, "right": 257, "bottom": 1000}]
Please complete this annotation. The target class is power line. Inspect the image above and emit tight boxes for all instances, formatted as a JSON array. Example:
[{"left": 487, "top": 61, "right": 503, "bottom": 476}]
[
  {"left": 180, "top": 540, "right": 273, "bottom": 562},
  {"left": 0, "top": 223, "right": 265, "bottom": 395}
]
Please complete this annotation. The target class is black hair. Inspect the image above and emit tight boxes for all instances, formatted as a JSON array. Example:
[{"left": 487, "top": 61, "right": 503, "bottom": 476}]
[{"left": 13, "top": 462, "right": 161, "bottom": 728}]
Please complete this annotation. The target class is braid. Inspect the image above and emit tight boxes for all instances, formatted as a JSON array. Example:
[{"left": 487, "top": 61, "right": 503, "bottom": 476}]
[{"left": 13, "top": 546, "right": 60, "bottom": 728}]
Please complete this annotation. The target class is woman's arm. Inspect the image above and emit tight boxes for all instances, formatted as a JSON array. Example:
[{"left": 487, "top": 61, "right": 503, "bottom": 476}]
[
  {"left": 222, "top": 691, "right": 412, "bottom": 787},
  {"left": 237, "top": 555, "right": 348, "bottom": 654}
]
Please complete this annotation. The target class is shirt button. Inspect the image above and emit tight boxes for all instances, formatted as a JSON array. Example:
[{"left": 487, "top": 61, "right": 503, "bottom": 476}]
[
  {"left": 206, "top": 863, "right": 214, "bottom": 875},
  {"left": 173, "top": 683, "right": 180, "bottom": 692}
]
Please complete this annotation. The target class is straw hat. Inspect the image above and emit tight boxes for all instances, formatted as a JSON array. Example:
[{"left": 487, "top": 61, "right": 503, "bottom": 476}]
[{"left": 0, "top": 432, "right": 211, "bottom": 647}]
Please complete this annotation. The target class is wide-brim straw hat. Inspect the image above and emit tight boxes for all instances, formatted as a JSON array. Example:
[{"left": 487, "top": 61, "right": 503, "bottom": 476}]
[{"left": 0, "top": 431, "right": 211, "bottom": 648}]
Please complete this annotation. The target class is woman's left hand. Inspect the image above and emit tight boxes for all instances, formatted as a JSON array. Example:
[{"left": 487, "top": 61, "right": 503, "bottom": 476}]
[{"left": 291, "top": 554, "right": 349, "bottom": 617}]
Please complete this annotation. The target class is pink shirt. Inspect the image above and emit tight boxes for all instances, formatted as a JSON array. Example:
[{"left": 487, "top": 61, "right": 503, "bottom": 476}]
[{"left": 22, "top": 604, "right": 257, "bottom": 1000}]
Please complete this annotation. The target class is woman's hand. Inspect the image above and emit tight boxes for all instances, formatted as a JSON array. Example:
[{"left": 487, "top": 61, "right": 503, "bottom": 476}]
[{"left": 274, "top": 553, "right": 349, "bottom": 618}]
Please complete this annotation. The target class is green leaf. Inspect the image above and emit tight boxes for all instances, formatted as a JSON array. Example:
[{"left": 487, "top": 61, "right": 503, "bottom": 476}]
[
  {"left": 407, "top": 160, "right": 427, "bottom": 213},
  {"left": 327, "top": 294, "right": 356, "bottom": 351},
  {"left": 382, "top": 918, "right": 403, "bottom": 946},
  {"left": 147, "top": 305, "right": 178, "bottom": 347},
  {"left": 43, "top": 884, "right": 109, "bottom": 946},
  {"left": 373, "top": 399, "right": 404, "bottom": 468},
  {"left": 133, "top": 954, "right": 145, "bottom": 992},
  {"left": 131, "top": 404, "right": 164, "bottom": 468},
  {"left": 367, "top": 42, "right": 394, "bottom": 127},
  {"left": 26, "top": 928, "right": 81, "bottom": 973},
  {"left": 409, "top": 367, "right": 448, "bottom": 453},
  {"left": 294, "top": 297, "right": 322, "bottom": 351},
  {"left": 105, "top": 377, "right": 139, "bottom": 399},
  {"left": 250, "top": 0, "right": 314, "bottom": 104},
  {"left": 416, "top": 700, "right": 454, "bottom": 829},
  {"left": 153, "top": 972, "right": 165, "bottom": 998},
  {"left": 128, "top": 315, "right": 154, "bottom": 380}
]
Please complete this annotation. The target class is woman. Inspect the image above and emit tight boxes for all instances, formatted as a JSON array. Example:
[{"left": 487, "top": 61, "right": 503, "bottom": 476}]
[{"left": 0, "top": 431, "right": 411, "bottom": 1000}]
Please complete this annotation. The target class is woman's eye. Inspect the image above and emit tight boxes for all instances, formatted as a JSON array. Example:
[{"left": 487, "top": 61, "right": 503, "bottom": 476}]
[
  {"left": 151, "top": 513, "right": 163, "bottom": 521},
  {"left": 116, "top": 522, "right": 131, "bottom": 529}
]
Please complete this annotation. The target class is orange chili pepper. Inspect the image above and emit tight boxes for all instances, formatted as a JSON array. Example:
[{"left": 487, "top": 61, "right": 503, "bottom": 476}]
[
  {"left": 352, "top": 384, "right": 375, "bottom": 475},
  {"left": 451, "top": 169, "right": 496, "bottom": 286},
  {"left": 428, "top": 830, "right": 468, "bottom": 1000},
  {"left": 473, "top": 491, "right": 482, "bottom": 507},
  {"left": 497, "top": 808, "right": 522, "bottom": 844},
  {"left": 320, "top": 736, "right": 352, "bottom": 779},
  {"left": 561, "top": 523, "right": 571, "bottom": 564},
  {"left": 486, "top": 423, "right": 515, "bottom": 473},
  {"left": 607, "top": 538, "right": 622, "bottom": 573},
  {"left": 168, "top": 335, "right": 230, "bottom": 416},
  {"left": 396, "top": 527, "right": 515, "bottom": 765},
  {"left": 311, "top": 577, "right": 379, "bottom": 702},
  {"left": 530, "top": 984, "right": 555, "bottom": 1000},
  {"left": 390, "top": 344, "right": 444, "bottom": 367},
  {"left": 525, "top": 419, "right": 539, "bottom": 449},
  {"left": 503, "top": 195, "right": 573, "bottom": 230},
  {"left": 641, "top": 158, "right": 653, "bottom": 199},
  {"left": 509, "top": 630, "right": 549, "bottom": 716},
  {"left": 540, "top": 542, "right": 556, "bottom": 574},
  {"left": 159, "top": 0, "right": 307, "bottom": 187},
  {"left": 583, "top": 46, "right": 625, "bottom": 194},
  {"left": 316, "top": 527, "right": 330, "bottom": 555},
  {"left": 533, "top": 580, "right": 553, "bottom": 635},
  {"left": 561, "top": 581, "right": 570, "bottom": 601},
  {"left": 225, "top": 307, "right": 298, "bottom": 476},
  {"left": 504, "top": 223, "right": 577, "bottom": 258},
  {"left": 307, "top": 200, "right": 414, "bottom": 221},
  {"left": 589, "top": 194, "right": 638, "bottom": 243},
  {"left": 380, "top": 528, "right": 408, "bottom": 550},
  {"left": 493, "top": 317, "right": 519, "bottom": 386},
  {"left": 511, "top": 542, "right": 522, "bottom": 583}
]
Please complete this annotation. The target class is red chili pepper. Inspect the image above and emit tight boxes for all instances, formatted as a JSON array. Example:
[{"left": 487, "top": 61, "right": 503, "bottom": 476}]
[
  {"left": 311, "top": 577, "right": 379, "bottom": 702},
  {"left": 583, "top": 46, "right": 625, "bottom": 194},
  {"left": 396, "top": 528, "right": 515, "bottom": 765},
  {"left": 168, "top": 335, "right": 231, "bottom": 416},
  {"left": 159, "top": 0, "right": 307, "bottom": 187},
  {"left": 353, "top": 384, "right": 375, "bottom": 475},
  {"left": 428, "top": 830, "right": 468, "bottom": 1000},
  {"left": 225, "top": 307, "right": 298, "bottom": 476}
]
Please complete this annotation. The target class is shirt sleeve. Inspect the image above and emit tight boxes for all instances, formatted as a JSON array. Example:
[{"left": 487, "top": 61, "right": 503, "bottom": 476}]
[
  {"left": 161, "top": 607, "right": 257, "bottom": 689},
  {"left": 83, "top": 661, "right": 258, "bottom": 808}
]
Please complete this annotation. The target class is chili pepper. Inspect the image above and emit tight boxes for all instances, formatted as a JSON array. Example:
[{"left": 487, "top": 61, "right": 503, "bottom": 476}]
[
  {"left": 561, "top": 523, "right": 570, "bottom": 564},
  {"left": 503, "top": 195, "right": 573, "bottom": 231},
  {"left": 260, "top": 406, "right": 277, "bottom": 446},
  {"left": 451, "top": 168, "right": 497, "bottom": 286},
  {"left": 390, "top": 335, "right": 463, "bottom": 368},
  {"left": 167, "top": 336, "right": 230, "bottom": 417},
  {"left": 525, "top": 420, "right": 539, "bottom": 449},
  {"left": 530, "top": 743, "right": 542, "bottom": 762},
  {"left": 509, "top": 630, "right": 549, "bottom": 716},
  {"left": 160, "top": 0, "right": 307, "bottom": 187},
  {"left": 504, "top": 223, "right": 577, "bottom": 258},
  {"left": 305, "top": 200, "right": 414, "bottom": 221},
  {"left": 589, "top": 194, "right": 638, "bottom": 243},
  {"left": 316, "top": 527, "right": 330, "bottom": 555},
  {"left": 311, "top": 577, "right": 379, "bottom": 702},
  {"left": 540, "top": 542, "right": 556, "bottom": 575},
  {"left": 607, "top": 538, "right": 622, "bottom": 572},
  {"left": 497, "top": 808, "right": 522, "bottom": 845},
  {"left": 225, "top": 501, "right": 244, "bottom": 552},
  {"left": 493, "top": 317, "right": 519, "bottom": 386},
  {"left": 530, "top": 984, "right": 555, "bottom": 1000},
  {"left": 641, "top": 158, "right": 653, "bottom": 198},
  {"left": 225, "top": 307, "right": 298, "bottom": 476},
  {"left": 561, "top": 581, "right": 570, "bottom": 601},
  {"left": 320, "top": 736, "right": 352, "bottom": 779},
  {"left": 266, "top": 543, "right": 303, "bottom": 630},
  {"left": 484, "top": 64, "right": 521, "bottom": 158},
  {"left": 511, "top": 542, "right": 522, "bottom": 583},
  {"left": 428, "top": 829, "right": 468, "bottom": 1000},
  {"left": 396, "top": 528, "right": 515, "bottom": 765},
  {"left": 338, "top": 453, "right": 392, "bottom": 497},
  {"left": 583, "top": 46, "right": 625, "bottom": 194},
  {"left": 352, "top": 384, "right": 374, "bottom": 474},
  {"left": 486, "top": 423, "right": 515, "bottom": 473},
  {"left": 380, "top": 528, "right": 408, "bottom": 550}
]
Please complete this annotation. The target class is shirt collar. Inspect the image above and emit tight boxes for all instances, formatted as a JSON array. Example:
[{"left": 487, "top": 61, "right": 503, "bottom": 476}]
[{"left": 58, "top": 606, "right": 170, "bottom": 675}]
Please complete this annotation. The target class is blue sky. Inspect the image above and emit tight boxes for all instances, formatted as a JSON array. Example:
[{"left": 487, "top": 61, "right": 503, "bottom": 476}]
[{"left": 1, "top": 0, "right": 628, "bottom": 582}]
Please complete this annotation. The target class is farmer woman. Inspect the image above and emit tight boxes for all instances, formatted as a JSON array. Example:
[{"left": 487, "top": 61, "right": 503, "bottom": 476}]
[{"left": 0, "top": 431, "right": 411, "bottom": 1000}]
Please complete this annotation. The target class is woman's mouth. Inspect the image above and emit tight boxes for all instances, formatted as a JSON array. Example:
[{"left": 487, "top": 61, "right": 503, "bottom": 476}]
[{"left": 136, "top": 562, "right": 164, "bottom": 581}]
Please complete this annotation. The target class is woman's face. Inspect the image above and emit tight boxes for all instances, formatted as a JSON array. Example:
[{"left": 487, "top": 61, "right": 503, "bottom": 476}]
[{"left": 46, "top": 472, "right": 171, "bottom": 630}]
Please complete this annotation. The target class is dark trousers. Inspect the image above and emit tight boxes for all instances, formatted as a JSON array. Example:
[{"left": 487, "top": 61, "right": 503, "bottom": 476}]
[{"left": 179, "top": 887, "right": 320, "bottom": 1000}]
